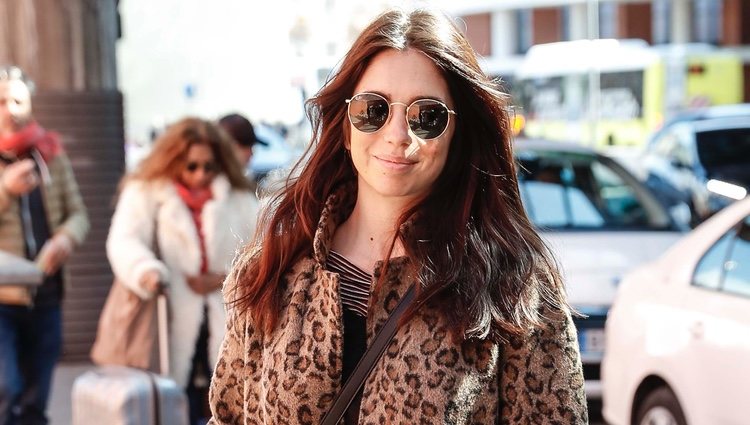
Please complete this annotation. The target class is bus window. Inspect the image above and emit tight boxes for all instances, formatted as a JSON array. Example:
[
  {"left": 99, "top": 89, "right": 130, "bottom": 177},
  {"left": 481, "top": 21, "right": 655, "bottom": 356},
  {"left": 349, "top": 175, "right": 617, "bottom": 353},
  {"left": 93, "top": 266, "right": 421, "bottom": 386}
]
[{"left": 599, "top": 71, "right": 643, "bottom": 120}]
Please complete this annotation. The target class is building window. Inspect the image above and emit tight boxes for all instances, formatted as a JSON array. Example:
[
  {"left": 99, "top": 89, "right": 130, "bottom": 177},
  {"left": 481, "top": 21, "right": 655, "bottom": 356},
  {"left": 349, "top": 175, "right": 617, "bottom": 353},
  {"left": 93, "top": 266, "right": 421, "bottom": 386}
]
[
  {"left": 652, "top": 0, "right": 671, "bottom": 44},
  {"left": 517, "top": 9, "right": 533, "bottom": 54},
  {"left": 599, "top": 3, "right": 618, "bottom": 39},
  {"left": 562, "top": 6, "right": 570, "bottom": 40},
  {"left": 693, "top": 0, "right": 723, "bottom": 44}
]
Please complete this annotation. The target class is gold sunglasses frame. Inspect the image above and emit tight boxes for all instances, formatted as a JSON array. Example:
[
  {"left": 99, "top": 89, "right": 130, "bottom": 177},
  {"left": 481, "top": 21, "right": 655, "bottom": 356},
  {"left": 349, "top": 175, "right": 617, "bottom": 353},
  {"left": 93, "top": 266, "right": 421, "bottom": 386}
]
[{"left": 345, "top": 92, "right": 457, "bottom": 141}]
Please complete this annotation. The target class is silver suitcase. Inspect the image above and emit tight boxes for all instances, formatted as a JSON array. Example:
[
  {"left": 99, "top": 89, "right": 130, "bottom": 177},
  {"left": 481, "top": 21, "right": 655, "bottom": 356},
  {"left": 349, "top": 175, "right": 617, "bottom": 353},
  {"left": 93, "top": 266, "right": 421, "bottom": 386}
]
[{"left": 72, "top": 293, "right": 189, "bottom": 425}]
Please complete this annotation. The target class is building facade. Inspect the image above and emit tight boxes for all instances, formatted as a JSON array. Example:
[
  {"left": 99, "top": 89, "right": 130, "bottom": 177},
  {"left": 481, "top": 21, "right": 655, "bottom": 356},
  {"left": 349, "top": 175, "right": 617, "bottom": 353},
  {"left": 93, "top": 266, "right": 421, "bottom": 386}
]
[{"left": 441, "top": 0, "right": 750, "bottom": 101}]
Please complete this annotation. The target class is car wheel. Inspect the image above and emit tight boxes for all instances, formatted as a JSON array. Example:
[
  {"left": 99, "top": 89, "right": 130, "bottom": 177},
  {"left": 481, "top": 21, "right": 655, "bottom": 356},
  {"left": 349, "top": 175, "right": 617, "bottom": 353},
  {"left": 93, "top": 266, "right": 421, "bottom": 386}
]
[{"left": 635, "top": 387, "right": 687, "bottom": 425}]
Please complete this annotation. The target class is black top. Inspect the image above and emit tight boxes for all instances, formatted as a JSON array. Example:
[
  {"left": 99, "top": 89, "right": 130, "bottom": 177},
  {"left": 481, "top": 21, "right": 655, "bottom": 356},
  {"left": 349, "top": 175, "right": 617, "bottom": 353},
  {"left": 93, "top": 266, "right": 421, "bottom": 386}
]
[
  {"left": 327, "top": 250, "right": 372, "bottom": 424},
  {"left": 23, "top": 177, "right": 63, "bottom": 307}
]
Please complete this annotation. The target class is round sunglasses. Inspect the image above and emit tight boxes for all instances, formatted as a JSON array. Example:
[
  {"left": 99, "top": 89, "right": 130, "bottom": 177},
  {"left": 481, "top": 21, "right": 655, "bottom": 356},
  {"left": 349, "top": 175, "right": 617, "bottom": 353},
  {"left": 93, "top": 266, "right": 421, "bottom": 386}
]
[{"left": 345, "top": 92, "right": 456, "bottom": 140}]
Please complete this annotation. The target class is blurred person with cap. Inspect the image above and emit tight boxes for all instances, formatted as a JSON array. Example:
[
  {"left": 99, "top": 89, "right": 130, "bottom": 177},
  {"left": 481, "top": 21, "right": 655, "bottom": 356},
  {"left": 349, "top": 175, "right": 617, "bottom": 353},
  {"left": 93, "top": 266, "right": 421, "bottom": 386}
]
[
  {"left": 0, "top": 65, "right": 89, "bottom": 424},
  {"left": 217, "top": 113, "right": 267, "bottom": 173}
]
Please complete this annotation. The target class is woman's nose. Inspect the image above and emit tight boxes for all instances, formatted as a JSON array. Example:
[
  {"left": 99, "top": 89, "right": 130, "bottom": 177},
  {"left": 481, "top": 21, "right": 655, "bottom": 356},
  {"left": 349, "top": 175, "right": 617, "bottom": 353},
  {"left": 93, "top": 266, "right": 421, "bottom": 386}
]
[
  {"left": 195, "top": 169, "right": 210, "bottom": 182},
  {"left": 383, "top": 104, "right": 411, "bottom": 147}
]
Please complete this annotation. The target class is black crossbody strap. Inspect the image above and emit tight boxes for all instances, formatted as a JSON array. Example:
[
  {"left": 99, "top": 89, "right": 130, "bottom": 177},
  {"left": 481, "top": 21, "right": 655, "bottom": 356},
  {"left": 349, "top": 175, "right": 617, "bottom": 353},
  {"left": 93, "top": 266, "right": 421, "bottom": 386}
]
[{"left": 321, "top": 284, "right": 416, "bottom": 425}]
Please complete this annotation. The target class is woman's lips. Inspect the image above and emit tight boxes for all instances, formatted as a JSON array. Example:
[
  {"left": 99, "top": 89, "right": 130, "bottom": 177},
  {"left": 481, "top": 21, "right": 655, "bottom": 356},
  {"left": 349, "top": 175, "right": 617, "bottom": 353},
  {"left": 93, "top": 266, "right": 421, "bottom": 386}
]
[{"left": 375, "top": 154, "right": 417, "bottom": 170}]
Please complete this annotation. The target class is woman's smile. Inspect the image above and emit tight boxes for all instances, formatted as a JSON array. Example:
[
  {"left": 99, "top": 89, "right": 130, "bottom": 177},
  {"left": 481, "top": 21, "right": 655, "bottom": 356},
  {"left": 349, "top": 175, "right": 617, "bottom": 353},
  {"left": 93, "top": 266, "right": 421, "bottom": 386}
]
[{"left": 374, "top": 154, "right": 417, "bottom": 171}]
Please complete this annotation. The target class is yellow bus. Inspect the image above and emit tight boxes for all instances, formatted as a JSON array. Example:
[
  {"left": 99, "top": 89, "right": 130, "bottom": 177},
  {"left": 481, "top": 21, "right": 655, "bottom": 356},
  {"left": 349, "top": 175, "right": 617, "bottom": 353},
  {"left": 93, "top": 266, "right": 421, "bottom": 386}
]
[{"left": 509, "top": 39, "right": 743, "bottom": 148}]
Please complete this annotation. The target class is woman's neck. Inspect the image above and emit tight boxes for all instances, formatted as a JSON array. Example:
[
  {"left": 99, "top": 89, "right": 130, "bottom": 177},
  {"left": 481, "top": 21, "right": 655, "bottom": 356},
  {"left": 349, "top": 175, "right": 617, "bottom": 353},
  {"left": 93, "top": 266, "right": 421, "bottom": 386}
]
[{"left": 331, "top": 191, "right": 410, "bottom": 273}]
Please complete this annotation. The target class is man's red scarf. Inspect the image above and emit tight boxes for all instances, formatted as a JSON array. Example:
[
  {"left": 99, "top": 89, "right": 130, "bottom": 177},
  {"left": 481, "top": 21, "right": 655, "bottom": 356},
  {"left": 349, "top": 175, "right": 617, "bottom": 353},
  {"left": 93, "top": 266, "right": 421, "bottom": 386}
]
[{"left": 0, "top": 122, "right": 63, "bottom": 162}]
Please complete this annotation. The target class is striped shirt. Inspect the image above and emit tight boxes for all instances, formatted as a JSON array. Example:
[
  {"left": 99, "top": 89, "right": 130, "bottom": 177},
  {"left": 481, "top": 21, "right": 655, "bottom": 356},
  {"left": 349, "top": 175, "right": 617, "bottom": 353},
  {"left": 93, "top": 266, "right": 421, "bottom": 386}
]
[{"left": 328, "top": 250, "right": 372, "bottom": 317}]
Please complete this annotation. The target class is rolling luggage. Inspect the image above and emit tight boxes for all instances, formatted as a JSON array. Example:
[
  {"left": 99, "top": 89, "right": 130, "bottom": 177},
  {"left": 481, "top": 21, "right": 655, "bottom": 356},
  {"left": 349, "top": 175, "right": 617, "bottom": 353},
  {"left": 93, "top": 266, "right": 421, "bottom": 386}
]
[{"left": 72, "top": 293, "right": 189, "bottom": 425}]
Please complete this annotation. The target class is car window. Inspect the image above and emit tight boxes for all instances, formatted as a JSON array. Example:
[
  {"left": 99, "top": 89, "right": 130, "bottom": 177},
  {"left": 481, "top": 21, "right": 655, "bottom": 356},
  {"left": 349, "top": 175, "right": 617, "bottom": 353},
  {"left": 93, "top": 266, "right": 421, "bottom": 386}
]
[
  {"left": 651, "top": 129, "right": 676, "bottom": 157},
  {"left": 693, "top": 232, "right": 734, "bottom": 290},
  {"left": 695, "top": 128, "right": 750, "bottom": 168},
  {"left": 723, "top": 217, "right": 750, "bottom": 296},
  {"left": 650, "top": 127, "right": 692, "bottom": 167},
  {"left": 517, "top": 151, "right": 653, "bottom": 229},
  {"left": 693, "top": 215, "right": 750, "bottom": 295},
  {"left": 519, "top": 180, "right": 605, "bottom": 227},
  {"left": 591, "top": 162, "right": 650, "bottom": 224}
]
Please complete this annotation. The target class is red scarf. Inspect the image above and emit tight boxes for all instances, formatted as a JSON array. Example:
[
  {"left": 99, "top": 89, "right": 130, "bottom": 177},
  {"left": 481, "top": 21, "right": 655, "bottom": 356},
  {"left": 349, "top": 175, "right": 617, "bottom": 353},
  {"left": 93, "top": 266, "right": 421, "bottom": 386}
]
[
  {"left": 175, "top": 182, "right": 213, "bottom": 274},
  {"left": 0, "top": 122, "right": 62, "bottom": 162}
]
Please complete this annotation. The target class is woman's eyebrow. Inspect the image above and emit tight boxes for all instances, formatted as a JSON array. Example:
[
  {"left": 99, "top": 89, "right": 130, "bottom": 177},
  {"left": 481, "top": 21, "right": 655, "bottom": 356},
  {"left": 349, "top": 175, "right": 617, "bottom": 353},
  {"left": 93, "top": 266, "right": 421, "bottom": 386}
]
[
  {"left": 408, "top": 93, "right": 445, "bottom": 102},
  {"left": 357, "top": 89, "right": 389, "bottom": 99},
  {"left": 358, "top": 89, "right": 447, "bottom": 104}
]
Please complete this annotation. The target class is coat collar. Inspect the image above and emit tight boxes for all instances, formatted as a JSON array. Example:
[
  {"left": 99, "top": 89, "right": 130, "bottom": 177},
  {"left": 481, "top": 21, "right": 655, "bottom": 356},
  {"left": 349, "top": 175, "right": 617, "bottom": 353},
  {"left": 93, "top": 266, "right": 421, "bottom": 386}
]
[{"left": 312, "top": 181, "right": 357, "bottom": 268}]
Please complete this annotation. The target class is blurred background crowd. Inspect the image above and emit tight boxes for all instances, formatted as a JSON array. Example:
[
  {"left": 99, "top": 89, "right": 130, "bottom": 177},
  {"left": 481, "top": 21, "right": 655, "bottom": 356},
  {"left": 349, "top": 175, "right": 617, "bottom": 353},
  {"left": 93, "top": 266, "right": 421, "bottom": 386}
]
[{"left": 1, "top": 0, "right": 749, "bottom": 424}]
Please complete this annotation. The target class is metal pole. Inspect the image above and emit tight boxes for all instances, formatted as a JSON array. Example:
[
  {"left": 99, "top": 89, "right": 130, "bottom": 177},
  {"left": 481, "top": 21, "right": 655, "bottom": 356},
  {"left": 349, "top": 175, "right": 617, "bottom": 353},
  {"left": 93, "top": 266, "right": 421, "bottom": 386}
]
[{"left": 587, "top": 0, "right": 600, "bottom": 148}]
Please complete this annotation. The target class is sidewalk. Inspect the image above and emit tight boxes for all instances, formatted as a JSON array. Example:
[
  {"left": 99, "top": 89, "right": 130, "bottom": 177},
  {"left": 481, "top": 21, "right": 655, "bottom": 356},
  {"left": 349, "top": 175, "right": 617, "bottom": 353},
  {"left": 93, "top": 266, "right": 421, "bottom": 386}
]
[{"left": 48, "top": 362, "right": 95, "bottom": 425}]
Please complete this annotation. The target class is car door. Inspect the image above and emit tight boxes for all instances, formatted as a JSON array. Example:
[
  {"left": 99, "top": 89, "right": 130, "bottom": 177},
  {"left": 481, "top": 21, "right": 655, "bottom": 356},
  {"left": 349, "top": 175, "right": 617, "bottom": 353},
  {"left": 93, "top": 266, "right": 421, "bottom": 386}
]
[{"left": 677, "top": 215, "right": 750, "bottom": 425}]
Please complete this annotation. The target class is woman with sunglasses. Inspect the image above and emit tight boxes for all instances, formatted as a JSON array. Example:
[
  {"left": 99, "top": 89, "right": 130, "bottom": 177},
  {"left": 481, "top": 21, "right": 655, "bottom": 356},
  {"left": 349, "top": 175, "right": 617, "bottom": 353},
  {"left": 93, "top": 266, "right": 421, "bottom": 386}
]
[
  {"left": 208, "top": 8, "right": 587, "bottom": 425},
  {"left": 105, "top": 117, "right": 259, "bottom": 423}
]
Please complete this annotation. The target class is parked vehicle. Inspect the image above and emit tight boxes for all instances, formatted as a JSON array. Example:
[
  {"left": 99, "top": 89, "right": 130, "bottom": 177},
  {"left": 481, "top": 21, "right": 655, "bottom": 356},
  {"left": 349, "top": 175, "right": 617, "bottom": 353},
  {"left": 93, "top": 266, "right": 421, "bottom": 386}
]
[
  {"left": 640, "top": 116, "right": 750, "bottom": 226},
  {"left": 646, "top": 103, "right": 750, "bottom": 146},
  {"left": 602, "top": 196, "right": 750, "bottom": 425},
  {"left": 514, "top": 139, "right": 684, "bottom": 399}
]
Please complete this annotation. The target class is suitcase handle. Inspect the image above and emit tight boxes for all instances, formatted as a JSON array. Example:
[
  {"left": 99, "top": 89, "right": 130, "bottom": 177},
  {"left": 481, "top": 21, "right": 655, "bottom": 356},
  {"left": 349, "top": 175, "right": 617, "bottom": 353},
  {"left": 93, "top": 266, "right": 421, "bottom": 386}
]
[{"left": 156, "top": 291, "right": 170, "bottom": 377}]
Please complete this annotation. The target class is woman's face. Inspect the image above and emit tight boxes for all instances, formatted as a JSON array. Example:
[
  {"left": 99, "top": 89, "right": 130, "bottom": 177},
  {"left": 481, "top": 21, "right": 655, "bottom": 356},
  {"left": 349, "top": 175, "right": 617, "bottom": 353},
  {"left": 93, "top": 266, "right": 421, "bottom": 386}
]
[
  {"left": 348, "top": 48, "right": 455, "bottom": 203},
  {"left": 179, "top": 144, "right": 218, "bottom": 190}
]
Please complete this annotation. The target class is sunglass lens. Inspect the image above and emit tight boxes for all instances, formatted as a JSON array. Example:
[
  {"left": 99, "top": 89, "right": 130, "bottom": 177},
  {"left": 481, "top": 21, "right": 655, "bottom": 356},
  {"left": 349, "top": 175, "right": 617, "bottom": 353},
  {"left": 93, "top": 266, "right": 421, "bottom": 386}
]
[
  {"left": 407, "top": 100, "right": 450, "bottom": 140},
  {"left": 348, "top": 93, "right": 389, "bottom": 133},
  {"left": 186, "top": 162, "right": 217, "bottom": 173}
]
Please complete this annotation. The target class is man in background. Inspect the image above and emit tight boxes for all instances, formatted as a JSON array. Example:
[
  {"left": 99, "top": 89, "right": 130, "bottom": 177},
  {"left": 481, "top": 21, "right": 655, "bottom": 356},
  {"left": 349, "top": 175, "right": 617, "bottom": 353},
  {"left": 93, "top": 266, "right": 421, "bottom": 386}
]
[
  {"left": 218, "top": 113, "right": 267, "bottom": 173},
  {"left": 0, "top": 66, "right": 89, "bottom": 425}
]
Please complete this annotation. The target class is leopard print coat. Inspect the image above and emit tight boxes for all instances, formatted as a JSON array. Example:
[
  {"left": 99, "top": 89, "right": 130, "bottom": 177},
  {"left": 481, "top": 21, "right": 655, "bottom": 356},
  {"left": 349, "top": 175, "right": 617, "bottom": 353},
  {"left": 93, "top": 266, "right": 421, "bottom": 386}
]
[{"left": 208, "top": 187, "right": 588, "bottom": 425}]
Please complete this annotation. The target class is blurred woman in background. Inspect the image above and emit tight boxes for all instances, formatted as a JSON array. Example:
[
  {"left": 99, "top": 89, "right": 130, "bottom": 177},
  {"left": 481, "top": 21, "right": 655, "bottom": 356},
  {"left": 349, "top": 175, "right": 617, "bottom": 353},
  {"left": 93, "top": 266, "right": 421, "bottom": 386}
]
[{"left": 106, "top": 117, "right": 259, "bottom": 424}]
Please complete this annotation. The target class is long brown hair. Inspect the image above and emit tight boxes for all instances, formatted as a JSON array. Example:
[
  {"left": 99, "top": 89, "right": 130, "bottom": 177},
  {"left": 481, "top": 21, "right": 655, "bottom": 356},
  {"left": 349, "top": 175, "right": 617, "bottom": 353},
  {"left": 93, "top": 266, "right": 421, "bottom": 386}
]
[
  {"left": 232, "top": 9, "right": 567, "bottom": 342},
  {"left": 124, "top": 117, "right": 253, "bottom": 190}
]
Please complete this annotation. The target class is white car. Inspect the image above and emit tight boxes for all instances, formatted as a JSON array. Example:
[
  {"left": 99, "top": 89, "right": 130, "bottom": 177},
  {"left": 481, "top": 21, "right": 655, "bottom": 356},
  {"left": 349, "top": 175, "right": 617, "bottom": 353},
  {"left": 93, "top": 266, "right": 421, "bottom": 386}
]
[
  {"left": 602, "top": 196, "right": 750, "bottom": 425},
  {"left": 515, "top": 140, "right": 684, "bottom": 400}
]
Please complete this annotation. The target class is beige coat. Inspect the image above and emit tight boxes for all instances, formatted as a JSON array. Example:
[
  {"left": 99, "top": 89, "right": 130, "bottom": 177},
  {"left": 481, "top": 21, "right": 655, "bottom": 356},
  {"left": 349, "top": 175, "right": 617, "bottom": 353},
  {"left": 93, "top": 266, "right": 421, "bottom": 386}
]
[
  {"left": 208, "top": 187, "right": 588, "bottom": 424},
  {"left": 0, "top": 151, "right": 89, "bottom": 305}
]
